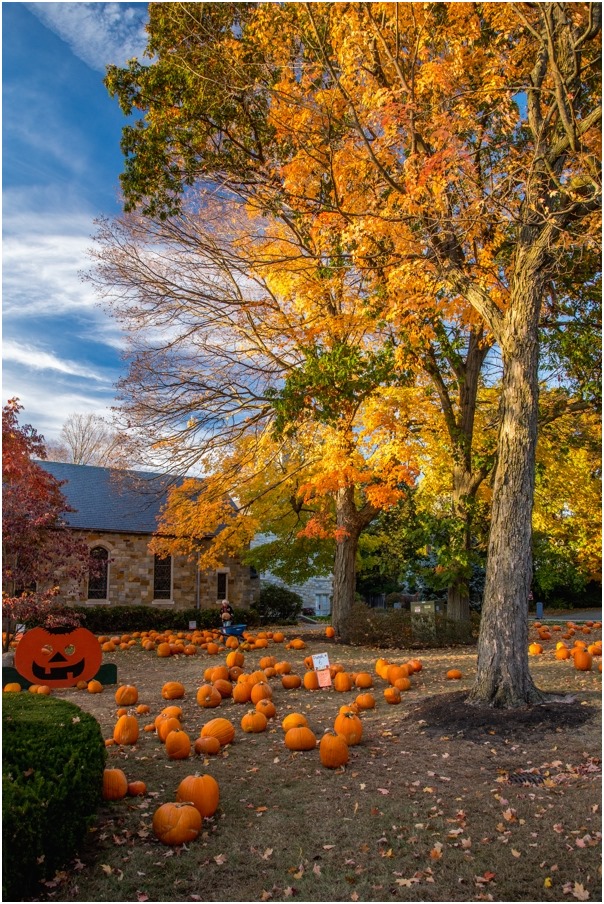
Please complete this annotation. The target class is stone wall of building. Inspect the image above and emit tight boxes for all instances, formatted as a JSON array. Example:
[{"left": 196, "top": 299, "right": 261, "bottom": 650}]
[{"left": 62, "top": 531, "right": 259, "bottom": 611}]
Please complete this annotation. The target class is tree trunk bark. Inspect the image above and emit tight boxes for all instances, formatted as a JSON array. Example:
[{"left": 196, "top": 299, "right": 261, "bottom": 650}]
[
  {"left": 468, "top": 269, "right": 545, "bottom": 707},
  {"left": 446, "top": 465, "right": 477, "bottom": 622},
  {"left": 331, "top": 486, "right": 365, "bottom": 644}
]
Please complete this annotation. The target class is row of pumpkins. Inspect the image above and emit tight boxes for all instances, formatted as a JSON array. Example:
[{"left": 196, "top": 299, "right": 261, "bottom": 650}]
[
  {"left": 96, "top": 627, "right": 315, "bottom": 656},
  {"left": 528, "top": 619, "right": 602, "bottom": 671}
]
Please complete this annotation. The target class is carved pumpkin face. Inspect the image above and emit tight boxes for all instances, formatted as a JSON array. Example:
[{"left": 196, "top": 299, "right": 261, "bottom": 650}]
[{"left": 15, "top": 626, "right": 102, "bottom": 687}]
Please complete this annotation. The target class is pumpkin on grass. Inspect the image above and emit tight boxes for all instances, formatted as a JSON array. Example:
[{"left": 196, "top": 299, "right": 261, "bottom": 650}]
[
  {"left": 113, "top": 714, "right": 139, "bottom": 746},
  {"left": 200, "top": 717, "right": 235, "bottom": 746},
  {"left": 333, "top": 711, "right": 363, "bottom": 746},
  {"left": 355, "top": 692, "right": 376, "bottom": 710},
  {"left": 284, "top": 726, "right": 317, "bottom": 751},
  {"left": 319, "top": 730, "right": 349, "bottom": 768},
  {"left": 573, "top": 650, "right": 593, "bottom": 671},
  {"left": 115, "top": 684, "right": 138, "bottom": 706},
  {"left": 152, "top": 802, "right": 202, "bottom": 845},
  {"left": 165, "top": 729, "right": 192, "bottom": 759},
  {"left": 102, "top": 768, "right": 128, "bottom": 800},
  {"left": 127, "top": 780, "right": 147, "bottom": 796},
  {"left": 162, "top": 681, "right": 185, "bottom": 700},
  {"left": 176, "top": 774, "right": 220, "bottom": 818},
  {"left": 157, "top": 715, "right": 182, "bottom": 743},
  {"left": 281, "top": 712, "right": 308, "bottom": 732},
  {"left": 194, "top": 736, "right": 221, "bottom": 756},
  {"left": 446, "top": 669, "right": 463, "bottom": 680},
  {"left": 255, "top": 698, "right": 276, "bottom": 719},
  {"left": 241, "top": 710, "right": 268, "bottom": 733}
]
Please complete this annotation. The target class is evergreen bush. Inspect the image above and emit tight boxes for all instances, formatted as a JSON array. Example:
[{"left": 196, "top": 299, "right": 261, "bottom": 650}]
[
  {"left": 2, "top": 694, "right": 106, "bottom": 900},
  {"left": 251, "top": 583, "right": 303, "bottom": 623}
]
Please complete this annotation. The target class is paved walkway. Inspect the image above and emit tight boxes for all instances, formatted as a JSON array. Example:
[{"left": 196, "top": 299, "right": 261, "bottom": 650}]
[{"left": 534, "top": 609, "right": 601, "bottom": 622}]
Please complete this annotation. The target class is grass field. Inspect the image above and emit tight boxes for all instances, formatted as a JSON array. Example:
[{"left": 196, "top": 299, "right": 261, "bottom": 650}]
[{"left": 28, "top": 624, "right": 601, "bottom": 903}]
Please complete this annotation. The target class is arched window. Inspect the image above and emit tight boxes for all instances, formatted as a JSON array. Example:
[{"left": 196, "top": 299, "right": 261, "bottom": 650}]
[{"left": 88, "top": 546, "right": 109, "bottom": 600}]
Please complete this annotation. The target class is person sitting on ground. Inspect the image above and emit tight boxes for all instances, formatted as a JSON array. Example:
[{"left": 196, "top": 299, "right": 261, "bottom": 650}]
[{"left": 219, "top": 599, "right": 235, "bottom": 627}]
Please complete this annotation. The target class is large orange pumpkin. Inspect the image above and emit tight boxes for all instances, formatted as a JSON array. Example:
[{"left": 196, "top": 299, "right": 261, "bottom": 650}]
[
  {"left": 152, "top": 802, "right": 202, "bottom": 845},
  {"left": 115, "top": 685, "right": 138, "bottom": 706},
  {"left": 176, "top": 774, "right": 220, "bottom": 818},
  {"left": 113, "top": 714, "right": 139, "bottom": 746},
  {"left": 102, "top": 768, "right": 128, "bottom": 800},
  {"left": 200, "top": 717, "right": 235, "bottom": 746}
]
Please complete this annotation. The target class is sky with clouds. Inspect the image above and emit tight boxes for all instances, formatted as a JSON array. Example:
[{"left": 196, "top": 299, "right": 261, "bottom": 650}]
[{"left": 3, "top": 1, "right": 150, "bottom": 442}]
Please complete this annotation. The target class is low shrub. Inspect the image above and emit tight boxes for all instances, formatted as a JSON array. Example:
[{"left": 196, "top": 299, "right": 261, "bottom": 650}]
[
  {"left": 251, "top": 583, "right": 303, "bottom": 623},
  {"left": 2, "top": 694, "right": 106, "bottom": 900},
  {"left": 347, "top": 602, "right": 480, "bottom": 648}
]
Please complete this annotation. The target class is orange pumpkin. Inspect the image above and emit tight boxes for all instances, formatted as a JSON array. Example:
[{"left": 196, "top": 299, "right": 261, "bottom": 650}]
[
  {"left": 446, "top": 669, "right": 463, "bottom": 680},
  {"left": 200, "top": 717, "right": 235, "bottom": 746},
  {"left": 102, "top": 768, "right": 128, "bottom": 800},
  {"left": 303, "top": 670, "right": 319, "bottom": 691},
  {"left": 113, "top": 714, "right": 139, "bottom": 746},
  {"left": 194, "top": 736, "right": 221, "bottom": 756},
  {"left": 281, "top": 713, "right": 308, "bottom": 732},
  {"left": 284, "top": 726, "right": 317, "bottom": 750},
  {"left": 241, "top": 710, "right": 268, "bottom": 733},
  {"left": 333, "top": 711, "right": 363, "bottom": 746},
  {"left": 319, "top": 730, "right": 349, "bottom": 768},
  {"left": 152, "top": 802, "right": 202, "bottom": 845},
  {"left": 114, "top": 685, "right": 138, "bottom": 706},
  {"left": 165, "top": 729, "right": 192, "bottom": 759},
  {"left": 573, "top": 650, "right": 593, "bottom": 671},
  {"left": 162, "top": 681, "right": 185, "bottom": 700},
  {"left": 176, "top": 774, "right": 220, "bottom": 818},
  {"left": 127, "top": 780, "right": 147, "bottom": 796}
]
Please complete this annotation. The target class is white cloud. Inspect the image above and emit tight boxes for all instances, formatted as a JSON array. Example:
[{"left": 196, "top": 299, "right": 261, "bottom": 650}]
[
  {"left": 1, "top": 365, "right": 118, "bottom": 441},
  {"left": 2, "top": 340, "right": 108, "bottom": 383},
  {"left": 25, "top": 2, "right": 149, "bottom": 72},
  {"left": 3, "top": 191, "right": 114, "bottom": 319}
]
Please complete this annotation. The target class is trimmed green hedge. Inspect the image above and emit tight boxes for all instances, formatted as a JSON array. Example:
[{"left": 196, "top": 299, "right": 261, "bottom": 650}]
[
  {"left": 348, "top": 602, "right": 480, "bottom": 648},
  {"left": 24, "top": 605, "right": 256, "bottom": 634},
  {"left": 2, "top": 694, "right": 106, "bottom": 900}
]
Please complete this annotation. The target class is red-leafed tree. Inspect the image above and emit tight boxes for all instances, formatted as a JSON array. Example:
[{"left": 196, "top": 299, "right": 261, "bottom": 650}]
[{"left": 2, "top": 400, "right": 91, "bottom": 651}]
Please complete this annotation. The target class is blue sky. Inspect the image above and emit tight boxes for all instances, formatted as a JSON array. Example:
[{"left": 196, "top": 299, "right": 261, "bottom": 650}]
[{"left": 3, "top": 1, "right": 150, "bottom": 442}]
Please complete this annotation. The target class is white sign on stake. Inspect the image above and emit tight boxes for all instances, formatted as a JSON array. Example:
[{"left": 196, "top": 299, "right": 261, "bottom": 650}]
[{"left": 312, "top": 652, "right": 332, "bottom": 688}]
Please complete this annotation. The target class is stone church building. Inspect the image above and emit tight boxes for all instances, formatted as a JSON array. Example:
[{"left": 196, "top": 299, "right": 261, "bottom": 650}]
[{"left": 39, "top": 461, "right": 259, "bottom": 612}]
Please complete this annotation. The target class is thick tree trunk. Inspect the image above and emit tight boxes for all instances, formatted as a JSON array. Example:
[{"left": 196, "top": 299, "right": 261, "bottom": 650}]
[
  {"left": 447, "top": 577, "right": 470, "bottom": 622},
  {"left": 468, "top": 271, "right": 545, "bottom": 707},
  {"left": 331, "top": 486, "right": 368, "bottom": 644},
  {"left": 446, "top": 465, "right": 477, "bottom": 622}
]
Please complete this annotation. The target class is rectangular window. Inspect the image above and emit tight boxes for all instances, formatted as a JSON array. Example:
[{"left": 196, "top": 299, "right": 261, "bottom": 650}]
[
  {"left": 217, "top": 571, "right": 228, "bottom": 600},
  {"left": 153, "top": 555, "right": 172, "bottom": 600}
]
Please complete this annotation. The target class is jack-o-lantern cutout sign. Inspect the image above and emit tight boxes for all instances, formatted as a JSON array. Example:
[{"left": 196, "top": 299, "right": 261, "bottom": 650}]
[{"left": 15, "top": 626, "right": 103, "bottom": 688}]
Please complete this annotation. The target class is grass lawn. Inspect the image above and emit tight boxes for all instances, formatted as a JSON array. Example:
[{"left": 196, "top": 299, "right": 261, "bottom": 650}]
[{"left": 28, "top": 624, "right": 601, "bottom": 903}]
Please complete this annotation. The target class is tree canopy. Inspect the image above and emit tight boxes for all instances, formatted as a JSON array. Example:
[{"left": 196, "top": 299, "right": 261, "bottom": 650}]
[{"left": 104, "top": 2, "right": 601, "bottom": 704}]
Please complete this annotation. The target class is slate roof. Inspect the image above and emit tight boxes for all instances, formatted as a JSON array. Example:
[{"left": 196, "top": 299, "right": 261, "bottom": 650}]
[{"left": 37, "top": 461, "right": 181, "bottom": 535}]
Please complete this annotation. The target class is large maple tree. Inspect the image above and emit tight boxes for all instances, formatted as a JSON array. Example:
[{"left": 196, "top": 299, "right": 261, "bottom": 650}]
[
  {"left": 91, "top": 209, "right": 419, "bottom": 640},
  {"left": 106, "top": 2, "right": 601, "bottom": 704}
]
